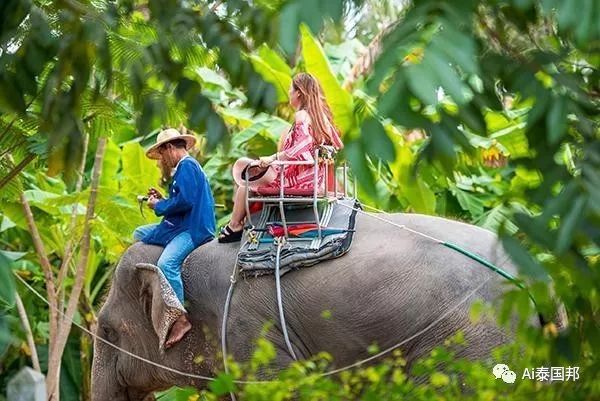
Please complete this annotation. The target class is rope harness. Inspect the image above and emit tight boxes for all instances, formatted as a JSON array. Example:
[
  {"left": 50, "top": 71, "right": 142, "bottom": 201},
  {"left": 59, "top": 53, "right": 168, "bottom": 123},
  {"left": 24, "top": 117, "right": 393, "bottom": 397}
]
[
  {"left": 14, "top": 200, "right": 535, "bottom": 395},
  {"left": 274, "top": 236, "right": 298, "bottom": 361}
]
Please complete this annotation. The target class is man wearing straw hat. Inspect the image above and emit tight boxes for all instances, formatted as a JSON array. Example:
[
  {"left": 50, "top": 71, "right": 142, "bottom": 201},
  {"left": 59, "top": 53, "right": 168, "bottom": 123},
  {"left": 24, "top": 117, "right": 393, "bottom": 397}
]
[{"left": 133, "top": 128, "right": 216, "bottom": 347}]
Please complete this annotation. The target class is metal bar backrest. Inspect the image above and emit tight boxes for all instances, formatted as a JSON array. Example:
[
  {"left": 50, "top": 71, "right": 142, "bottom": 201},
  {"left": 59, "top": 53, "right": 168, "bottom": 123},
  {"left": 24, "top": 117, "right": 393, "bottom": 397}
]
[{"left": 243, "top": 144, "right": 342, "bottom": 240}]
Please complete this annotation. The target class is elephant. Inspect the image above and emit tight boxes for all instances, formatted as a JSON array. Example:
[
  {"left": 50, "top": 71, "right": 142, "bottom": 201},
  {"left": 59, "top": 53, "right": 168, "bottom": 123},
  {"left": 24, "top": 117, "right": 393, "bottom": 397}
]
[{"left": 91, "top": 211, "right": 535, "bottom": 400}]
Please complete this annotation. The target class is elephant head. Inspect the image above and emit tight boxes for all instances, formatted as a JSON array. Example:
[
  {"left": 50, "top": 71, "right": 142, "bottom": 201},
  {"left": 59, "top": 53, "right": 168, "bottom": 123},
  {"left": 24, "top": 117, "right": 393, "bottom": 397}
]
[{"left": 91, "top": 243, "right": 214, "bottom": 401}]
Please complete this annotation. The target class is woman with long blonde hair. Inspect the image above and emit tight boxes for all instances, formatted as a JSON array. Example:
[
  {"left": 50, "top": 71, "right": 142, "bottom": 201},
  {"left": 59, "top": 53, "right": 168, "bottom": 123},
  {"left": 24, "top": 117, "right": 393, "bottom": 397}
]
[{"left": 218, "top": 73, "right": 343, "bottom": 243}]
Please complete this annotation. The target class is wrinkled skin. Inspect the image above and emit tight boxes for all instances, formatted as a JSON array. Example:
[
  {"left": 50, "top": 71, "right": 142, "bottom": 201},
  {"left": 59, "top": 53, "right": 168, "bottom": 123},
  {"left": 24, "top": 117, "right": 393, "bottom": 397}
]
[{"left": 92, "top": 212, "right": 532, "bottom": 400}]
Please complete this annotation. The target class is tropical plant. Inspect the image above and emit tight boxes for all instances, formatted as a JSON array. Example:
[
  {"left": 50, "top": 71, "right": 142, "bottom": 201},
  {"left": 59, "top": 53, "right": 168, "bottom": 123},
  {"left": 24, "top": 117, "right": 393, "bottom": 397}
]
[{"left": 0, "top": 0, "right": 598, "bottom": 400}]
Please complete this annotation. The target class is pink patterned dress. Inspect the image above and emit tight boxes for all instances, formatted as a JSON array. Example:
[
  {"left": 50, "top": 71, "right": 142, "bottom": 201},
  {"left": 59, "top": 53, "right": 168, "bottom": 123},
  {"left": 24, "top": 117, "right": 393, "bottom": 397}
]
[{"left": 256, "top": 120, "right": 342, "bottom": 196}]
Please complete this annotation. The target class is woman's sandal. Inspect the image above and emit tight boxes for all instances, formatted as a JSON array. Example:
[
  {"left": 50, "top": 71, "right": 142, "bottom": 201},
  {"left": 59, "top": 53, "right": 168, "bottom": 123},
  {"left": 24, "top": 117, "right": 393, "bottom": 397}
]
[{"left": 218, "top": 224, "right": 243, "bottom": 243}]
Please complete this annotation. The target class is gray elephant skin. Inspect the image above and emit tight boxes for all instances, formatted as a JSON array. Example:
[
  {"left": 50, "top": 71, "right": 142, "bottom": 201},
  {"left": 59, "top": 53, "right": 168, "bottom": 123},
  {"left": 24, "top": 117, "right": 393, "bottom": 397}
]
[{"left": 91, "top": 212, "right": 529, "bottom": 400}]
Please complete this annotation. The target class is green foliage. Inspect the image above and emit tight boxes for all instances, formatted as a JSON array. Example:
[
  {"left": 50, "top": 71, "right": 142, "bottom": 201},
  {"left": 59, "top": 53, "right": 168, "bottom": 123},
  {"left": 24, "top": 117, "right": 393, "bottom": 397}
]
[
  {"left": 248, "top": 45, "right": 293, "bottom": 103},
  {"left": 0, "top": 0, "right": 598, "bottom": 400},
  {"left": 0, "top": 252, "right": 16, "bottom": 306},
  {"left": 300, "top": 24, "right": 355, "bottom": 134},
  {"left": 171, "top": 332, "right": 598, "bottom": 400}
]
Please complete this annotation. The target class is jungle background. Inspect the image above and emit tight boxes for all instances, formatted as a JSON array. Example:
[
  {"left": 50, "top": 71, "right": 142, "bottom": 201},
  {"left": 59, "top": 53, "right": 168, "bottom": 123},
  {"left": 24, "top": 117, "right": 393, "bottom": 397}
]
[{"left": 0, "top": 0, "right": 598, "bottom": 400}]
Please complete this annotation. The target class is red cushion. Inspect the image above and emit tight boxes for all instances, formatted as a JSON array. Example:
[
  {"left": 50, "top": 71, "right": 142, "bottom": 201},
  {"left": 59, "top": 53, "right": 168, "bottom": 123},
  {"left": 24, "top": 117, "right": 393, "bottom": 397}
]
[{"left": 256, "top": 187, "right": 319, "bottom": 197}]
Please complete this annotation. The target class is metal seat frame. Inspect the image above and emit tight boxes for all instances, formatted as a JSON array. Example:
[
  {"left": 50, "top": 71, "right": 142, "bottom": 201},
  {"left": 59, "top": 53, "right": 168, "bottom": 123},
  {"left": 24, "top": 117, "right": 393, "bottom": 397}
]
[{"left": 243, "top": 146, "right": 354, "bottom": 244}]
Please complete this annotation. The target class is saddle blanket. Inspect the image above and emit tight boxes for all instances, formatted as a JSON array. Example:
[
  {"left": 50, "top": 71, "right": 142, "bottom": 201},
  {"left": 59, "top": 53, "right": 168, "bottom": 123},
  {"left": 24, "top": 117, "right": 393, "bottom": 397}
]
[{"left": 237, "top": 197, "right": 360, "bottom": 277}]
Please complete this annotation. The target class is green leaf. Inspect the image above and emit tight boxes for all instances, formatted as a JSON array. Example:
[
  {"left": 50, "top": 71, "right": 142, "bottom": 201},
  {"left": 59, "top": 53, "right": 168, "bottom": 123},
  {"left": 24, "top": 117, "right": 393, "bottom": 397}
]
[
  {"left": 0, "top": 72, "right": 27, "bottom": 114},
  {"left": 0, "top": 251, "right": 15, "bottom": 305},
  {"left": 431, "top": 20, "right": 479, "bottom": 76},
  {"left": 429, "top": 124, "right": 457, "bottom": 170},
  {"left": 0, "top": 214, "right": 16, "bottom": 232},
  {"left": 475, "top": 204, "right": 519, "bottom": 234},
  {"left": 100, "top": 138, "right": 121, "bottom": 190},
  {"left": 231, "top": 119, "right": 289, "bottom": 150},
  {"left": 300, "top": 23, "right": 354, "bottom": 134},
  {"left": 469, "top": 300, "right": 485, "bottom": 323},
  {"left": 426, "top": 47, "right": 469, "bottom": 105},
  {"left": 555, "top": 195, "right": 587, "bottom": 254},
  {"left": 430, "top": 372, "right": 450, "bottom": 387},
  {"left": 489, "top": 122, "right": 529, "bottom": 158},
  {"left": 407, "top": 178, "right": 437, "bottom": 215},
  {"left": 546, "top": 96, "right": 569, "bottom": 144},
  {"left": 393, "top": 145, "right": 436, "bottom": 214},
  {"left": 452, "top": 187, "right": 484, "bottom": 218},
  {"left": 360, "top": 118, "right": 395, "bottom": 162},
  {"left": 574, "top": 0, "right": 594, "bottom": 44},
  {"left": 501, "top": 235, "right": 549, "bottom": 281},
  {"left": 195, "top": 67, "right": 232, "bottom": 91},
  {"left": 405, "top": 62, "right": 438, "bottom": 106},
  {"left": 257, "top": 43, "right": 292, "bottom": 76},
  {"left": 155, "top": 387, "right": 198, "bottom": 401},
  {"left": 248, "top": 53, "right": 292, "bottom": 103},
  {"left": 278, "top": 0, "right": 302, "bottom": 55},
  {"left": 206, "top": 112, "right": 229, "bottom": 149},
  {"left": 121, "top": 143, "right": 162, "bottom": 197},
  {"left": 344, "top": 138, "right": 376, "bottom": 196},
  {"left": 556, "top": 0, "right": 579, "bottom": 30}
]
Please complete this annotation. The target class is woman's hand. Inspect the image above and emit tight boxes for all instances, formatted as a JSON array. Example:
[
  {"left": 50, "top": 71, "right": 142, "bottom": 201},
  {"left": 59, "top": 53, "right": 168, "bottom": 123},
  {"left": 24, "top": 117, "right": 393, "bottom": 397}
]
[{"left": 258, "top": 155, "right": 275, "bottom": 168}]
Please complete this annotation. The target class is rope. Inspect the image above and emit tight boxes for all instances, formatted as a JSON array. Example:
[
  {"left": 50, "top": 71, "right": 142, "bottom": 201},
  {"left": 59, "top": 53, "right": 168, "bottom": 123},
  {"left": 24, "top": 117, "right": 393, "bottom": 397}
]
[
  {"left": 337, "top": 201, "right": 537, "bottom": 306},
  {"left": 320, "top": 276, "right": 493, "bottom": 376},
  {"left": 339, "top": 202, "right": 444, "bottom": 244},
  {"left": 442, "top": 242, "right": 523, "bottom": 289},
  {"left": 222, "top": 268, "right": 239, "bottom": 400},
  {"left": 221, "top": 237, "right": 253, "bottom": 400},
  {"left": 274, "top": 237, "right": 298, "bottom": 361},
  {"left": 13, "top": 273, "right": 262, "bottom": 384},
  {"left": 12, "top": 201, "right": 513, "bottom": 389},
  {"left": 14, "top": 268, "right": 490, "bottom": 383}
]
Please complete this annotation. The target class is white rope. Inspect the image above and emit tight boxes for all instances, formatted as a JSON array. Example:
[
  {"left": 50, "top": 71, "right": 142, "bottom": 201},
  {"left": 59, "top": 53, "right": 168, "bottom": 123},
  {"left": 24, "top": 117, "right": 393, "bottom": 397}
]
[
  {"left": 13, "top": 272, "right": 266, "bottom": 385},
  {"left": 339, "top": 201, "right": 445, "bottom": 244},
  {"left": 221, "top": 238, "right": 249, "bottom": 401},
  {"left": 274, "top": 238, "right": 298, "bottom": 361},
  {"left": 14, "top": 266, "right": 489, "bottom": 383},
  {"left": 13, "top": 203, "right": 493, "bottom": 385},
  {"left": 321, "top": 276, "right": 492, "bottom": 375}
]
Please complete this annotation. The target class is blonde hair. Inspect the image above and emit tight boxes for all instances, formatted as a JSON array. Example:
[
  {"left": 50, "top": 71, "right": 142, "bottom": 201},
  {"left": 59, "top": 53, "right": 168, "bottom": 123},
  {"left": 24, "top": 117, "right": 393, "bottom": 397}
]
[{"left": 292, "top": 73, "right": 342, "bottom": 148}]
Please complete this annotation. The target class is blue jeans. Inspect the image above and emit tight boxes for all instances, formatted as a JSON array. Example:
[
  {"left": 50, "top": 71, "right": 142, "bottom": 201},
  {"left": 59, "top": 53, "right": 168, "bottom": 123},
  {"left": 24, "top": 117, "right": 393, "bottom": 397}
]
[{"left": 133, "top": 224, "right": 195, "bottom": 304}]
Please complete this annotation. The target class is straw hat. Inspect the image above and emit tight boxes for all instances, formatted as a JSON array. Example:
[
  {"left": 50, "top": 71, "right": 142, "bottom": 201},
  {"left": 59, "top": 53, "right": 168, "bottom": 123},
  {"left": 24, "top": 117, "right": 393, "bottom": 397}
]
[
  {"left": 146, "top": 128, "right": 197, "bottom": 159},
  {"left": 232, "top": 157, "right": 277, "bottom": 189}
]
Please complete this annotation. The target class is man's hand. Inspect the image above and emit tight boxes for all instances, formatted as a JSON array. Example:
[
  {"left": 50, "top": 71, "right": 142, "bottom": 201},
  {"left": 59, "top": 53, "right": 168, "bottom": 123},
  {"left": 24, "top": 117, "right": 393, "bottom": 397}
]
[
  {"left": 147, "top": 187, "right": 163, "bottom": 199},
  {"left": 147, "top": 195, "right": 160, "bottom": 210}
]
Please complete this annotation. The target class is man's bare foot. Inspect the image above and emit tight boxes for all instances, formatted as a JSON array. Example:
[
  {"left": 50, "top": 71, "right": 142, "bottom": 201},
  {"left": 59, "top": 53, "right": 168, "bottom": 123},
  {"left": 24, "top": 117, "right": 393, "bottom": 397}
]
[{"left": 165, "top": 314, "right": 192, "bottom": 349}]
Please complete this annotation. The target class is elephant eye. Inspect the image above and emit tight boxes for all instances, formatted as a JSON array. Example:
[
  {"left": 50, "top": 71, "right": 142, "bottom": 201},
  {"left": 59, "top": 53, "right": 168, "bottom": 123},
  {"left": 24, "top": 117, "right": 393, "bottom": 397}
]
[{"left": 100, "top": 324, "right": 118, "bottom": 343}]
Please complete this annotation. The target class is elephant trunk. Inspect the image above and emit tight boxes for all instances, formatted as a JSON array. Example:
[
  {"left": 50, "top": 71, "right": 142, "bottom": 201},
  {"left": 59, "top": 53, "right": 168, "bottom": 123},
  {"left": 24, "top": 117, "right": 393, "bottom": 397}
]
[
  {"left": 91, "top": 340, "right": 127, "bottom": 401},
  {"left": 91, "top": 374, "right": 127, "bottom": 401},
  {"left": 91, "top": 373, "right": 153, "bottom": 401}
]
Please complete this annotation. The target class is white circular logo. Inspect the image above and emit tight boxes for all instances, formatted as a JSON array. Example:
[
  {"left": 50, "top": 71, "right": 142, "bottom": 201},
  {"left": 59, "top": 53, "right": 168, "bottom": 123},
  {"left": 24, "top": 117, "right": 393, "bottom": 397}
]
[{"left": 492, "top": 364, "right": 516, "bottom": 384}]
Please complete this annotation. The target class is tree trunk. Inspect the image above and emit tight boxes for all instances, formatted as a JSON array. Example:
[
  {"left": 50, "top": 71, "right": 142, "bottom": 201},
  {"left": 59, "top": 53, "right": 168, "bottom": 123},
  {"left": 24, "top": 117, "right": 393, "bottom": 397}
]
[
  {"left": 21, "top": 136, "right": 107, "bottom": 401},
  {"left": 20, "top": 193, "right": 60, "bottom": 399},
  {"left": 46, "top": 136, "right": 107, "bottom": 401},
  {"left": 15, "top": 291, "right": 41, "bottom": 372}
]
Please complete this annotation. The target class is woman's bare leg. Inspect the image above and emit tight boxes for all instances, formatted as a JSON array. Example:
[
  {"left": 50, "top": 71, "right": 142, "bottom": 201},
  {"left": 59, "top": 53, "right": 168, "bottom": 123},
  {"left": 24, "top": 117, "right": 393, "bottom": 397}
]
[{"left": 229, "top": 185, "right": 247, "bottom": 231}]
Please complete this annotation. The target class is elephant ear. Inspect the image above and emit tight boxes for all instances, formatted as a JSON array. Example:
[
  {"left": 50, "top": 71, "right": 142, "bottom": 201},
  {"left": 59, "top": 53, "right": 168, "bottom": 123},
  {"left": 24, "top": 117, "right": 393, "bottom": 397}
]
[{"left": 135, "top": 263, "right": 186, "bottom": 353}]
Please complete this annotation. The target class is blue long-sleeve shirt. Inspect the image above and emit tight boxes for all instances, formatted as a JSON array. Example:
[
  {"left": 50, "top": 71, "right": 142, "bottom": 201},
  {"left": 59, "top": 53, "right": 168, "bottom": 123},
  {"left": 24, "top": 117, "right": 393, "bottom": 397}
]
[{"left": 142, "top": 156, "right": 216, "bottom": 247}]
